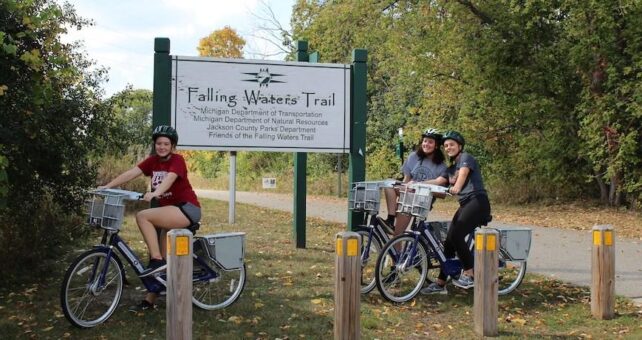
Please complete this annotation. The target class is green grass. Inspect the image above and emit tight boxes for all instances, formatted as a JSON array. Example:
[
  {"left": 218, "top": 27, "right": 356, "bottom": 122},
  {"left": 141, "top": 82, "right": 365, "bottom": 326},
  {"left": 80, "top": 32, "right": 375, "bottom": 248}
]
[{"left": 0, "top": 198, "right": 640, "bottom": 339}]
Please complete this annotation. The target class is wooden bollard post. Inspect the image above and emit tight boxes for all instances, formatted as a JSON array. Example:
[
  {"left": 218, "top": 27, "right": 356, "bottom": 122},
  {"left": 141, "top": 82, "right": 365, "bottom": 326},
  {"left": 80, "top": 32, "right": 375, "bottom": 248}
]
[
  {"left": 474, "top": 228, "right": 498, "bottom": 337},
  {"left": 167, "top": 229, "right": 193, "bottom": 340},
  {"left": 591, "top": 225, "right": 615, "bottom": 320},
  {"left": 334, "top": 231, "right": 360, "bottom": 340}
]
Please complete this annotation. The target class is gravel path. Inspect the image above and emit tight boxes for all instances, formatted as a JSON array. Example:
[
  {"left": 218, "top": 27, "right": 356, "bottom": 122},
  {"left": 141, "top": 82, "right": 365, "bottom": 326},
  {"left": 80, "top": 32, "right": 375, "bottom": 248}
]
[{"left": 196, "top": 189, "right": 642, "bottom": 305}]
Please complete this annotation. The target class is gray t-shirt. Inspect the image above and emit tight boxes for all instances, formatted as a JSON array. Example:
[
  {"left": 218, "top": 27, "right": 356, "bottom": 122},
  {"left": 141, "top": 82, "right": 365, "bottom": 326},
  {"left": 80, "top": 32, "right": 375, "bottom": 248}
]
[
  {"left": 447, "top": 152, "right": 487, "bottom": 203},
  {"left": 401, "top": 152, "right": 448, "bottom": 182}
]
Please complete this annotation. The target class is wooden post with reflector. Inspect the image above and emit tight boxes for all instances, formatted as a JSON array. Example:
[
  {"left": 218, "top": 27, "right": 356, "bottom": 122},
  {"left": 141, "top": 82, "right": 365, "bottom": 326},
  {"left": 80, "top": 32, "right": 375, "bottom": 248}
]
[
  {"left": 334, "top": 231, "right": 360, "bottom": 340},
  {"left": 167, "top": 229, "right": 193, "bottom": 340},
  {"left": 474, "top": 228, "right": 498, "bottom": 337},
  {"left": 591, "top": 224, "right": 615, "bottom": 320}
]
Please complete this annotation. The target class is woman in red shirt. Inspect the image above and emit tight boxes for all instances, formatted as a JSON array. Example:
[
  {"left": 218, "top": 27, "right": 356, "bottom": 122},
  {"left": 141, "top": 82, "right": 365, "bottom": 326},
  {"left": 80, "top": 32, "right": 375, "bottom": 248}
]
[{"left": 101, "top": 125, "right": 201, "bottom": 310}]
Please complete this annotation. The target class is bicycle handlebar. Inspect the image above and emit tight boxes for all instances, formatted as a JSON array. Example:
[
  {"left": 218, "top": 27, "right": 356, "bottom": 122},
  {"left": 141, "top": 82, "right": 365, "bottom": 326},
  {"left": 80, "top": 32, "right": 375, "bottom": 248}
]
[{"left": 91, "top": 188, "right": 143, "bottom": 200}]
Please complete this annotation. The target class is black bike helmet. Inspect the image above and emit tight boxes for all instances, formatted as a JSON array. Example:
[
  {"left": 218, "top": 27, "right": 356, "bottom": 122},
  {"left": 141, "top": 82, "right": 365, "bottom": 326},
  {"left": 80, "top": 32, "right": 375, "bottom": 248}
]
[
  {"left": 152, "top": 125, "right": 178, "bottom": 145},
  {"left": 422, "top": 128, "right": 443, "bottom": 143},
  {"left": 442, "top": 130, "right": 465, "bottom": 147}
]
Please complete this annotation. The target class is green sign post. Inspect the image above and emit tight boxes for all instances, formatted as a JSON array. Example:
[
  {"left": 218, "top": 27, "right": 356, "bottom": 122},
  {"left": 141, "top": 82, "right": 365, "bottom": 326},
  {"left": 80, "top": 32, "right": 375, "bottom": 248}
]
[
  {"left": 293, "top": 40, "right": 309, "bottom": 248},
  {"left": 348, "top": 49, "right": 367, "bottom": 230},
  {"left": 152, "top": 38, "right": 171, "bottom": 127}
]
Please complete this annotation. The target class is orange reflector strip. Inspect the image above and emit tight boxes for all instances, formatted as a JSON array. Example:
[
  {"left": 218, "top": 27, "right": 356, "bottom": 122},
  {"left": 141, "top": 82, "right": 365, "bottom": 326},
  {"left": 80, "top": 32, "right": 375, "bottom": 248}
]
[
  {"left": 347, "top": 239, "right": 358, "bottom": 257},
  {"left": 487, "top": 234, "right": 496, "bottom": 251},
  {"left": 604, "top": 230, "right": 613, "bottom": 246},
  {"left": 176, "top": 236, "right": 189, "bottom": 256},
  {"left": 475, "top": 234, "right": 484, "bottom": 251},
  {"left": 593, "top": 230, "right": 602, "bottom": 246}
]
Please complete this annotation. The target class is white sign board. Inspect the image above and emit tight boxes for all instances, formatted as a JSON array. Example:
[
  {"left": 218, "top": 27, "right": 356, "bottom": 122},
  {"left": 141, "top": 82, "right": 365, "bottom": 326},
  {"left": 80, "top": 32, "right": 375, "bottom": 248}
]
[
  {"left": 170, "top": 56, "right": 351, "bottom": 153},
  {"left": 262, "top": 177, "right": 276, "bottom": 189}
]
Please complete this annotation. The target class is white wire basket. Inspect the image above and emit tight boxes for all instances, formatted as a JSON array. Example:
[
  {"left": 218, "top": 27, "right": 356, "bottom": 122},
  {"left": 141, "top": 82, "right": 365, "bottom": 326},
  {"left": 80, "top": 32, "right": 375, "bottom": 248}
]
[
  {"left": 396, "top": 183, "right": 447, "bottom": 220},
  {"left": 86, "top": 189, "right": 140, "bottom": 230},
  {"left": 348, "top": 180, "right": 396, "bottom": 214}
]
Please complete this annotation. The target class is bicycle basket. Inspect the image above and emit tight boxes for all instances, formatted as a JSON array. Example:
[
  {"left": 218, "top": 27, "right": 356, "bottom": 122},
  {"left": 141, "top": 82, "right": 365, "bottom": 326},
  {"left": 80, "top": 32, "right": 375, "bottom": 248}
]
[
  {"left": 396, "top": 185, "right": 433, "bottom": 219},
  {"left": 202, "top": 232, "right": 245, "bottom": 270},
  {"left": 348, "top": 181, "right": 382, "bottom": 213},
  {"left": 497, "top": 227, "right": 532, "bottom": 261},
  {"left": 86, "top": 192, "right": 127, "bottom": 230}
]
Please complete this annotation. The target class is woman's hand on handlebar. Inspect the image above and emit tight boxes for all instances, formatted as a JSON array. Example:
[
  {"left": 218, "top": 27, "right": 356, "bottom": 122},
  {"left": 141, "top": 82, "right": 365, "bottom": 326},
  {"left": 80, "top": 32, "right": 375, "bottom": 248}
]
[
  {"left": 448, "top": 186, "right": 461, "bottom": 195},
  {"left": 142, "top": 192, "right": 159, "bottom": 202}
]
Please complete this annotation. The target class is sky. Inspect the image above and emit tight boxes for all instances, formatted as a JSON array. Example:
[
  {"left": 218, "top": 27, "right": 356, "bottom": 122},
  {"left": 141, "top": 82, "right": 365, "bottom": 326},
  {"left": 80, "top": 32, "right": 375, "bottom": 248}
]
[{"left": 59, "top": 0, "right": 296, "bottom": 97}]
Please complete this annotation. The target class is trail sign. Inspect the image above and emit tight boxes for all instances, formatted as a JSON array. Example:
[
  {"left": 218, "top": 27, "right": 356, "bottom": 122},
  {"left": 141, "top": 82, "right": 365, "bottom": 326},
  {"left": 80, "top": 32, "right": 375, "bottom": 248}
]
[{"left": 170, "top": 56, "right": 351, "bottom": 153}]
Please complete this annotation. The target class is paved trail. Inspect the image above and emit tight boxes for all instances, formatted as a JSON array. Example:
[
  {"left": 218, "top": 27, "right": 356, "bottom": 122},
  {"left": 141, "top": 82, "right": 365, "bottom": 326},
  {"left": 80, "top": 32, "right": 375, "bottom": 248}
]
[{"left": 196, "top": 189, "right": 642, "bottom": 305}]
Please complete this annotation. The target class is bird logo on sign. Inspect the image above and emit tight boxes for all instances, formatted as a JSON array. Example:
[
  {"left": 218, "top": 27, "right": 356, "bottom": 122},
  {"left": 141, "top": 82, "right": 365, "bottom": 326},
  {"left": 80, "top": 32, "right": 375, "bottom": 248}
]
[{"left": 242, "top": 68, "right": 285, "bottom": 87}]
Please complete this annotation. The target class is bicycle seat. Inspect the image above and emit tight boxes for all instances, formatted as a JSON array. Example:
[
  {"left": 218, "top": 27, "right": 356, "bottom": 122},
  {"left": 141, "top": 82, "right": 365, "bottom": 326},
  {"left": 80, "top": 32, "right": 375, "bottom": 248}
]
[{"left": 186, "top": 222, "right": 200, "bottom": 235}]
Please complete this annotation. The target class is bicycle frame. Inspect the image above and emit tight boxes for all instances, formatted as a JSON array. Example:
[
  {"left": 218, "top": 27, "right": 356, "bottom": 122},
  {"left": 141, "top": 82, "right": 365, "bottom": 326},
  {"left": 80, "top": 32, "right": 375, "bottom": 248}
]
[
  {"left": 360, "top": 214, "right": 391, "bottom": 264},
  {"left": 95, "top": 230, "right": 165, "bottom": 293},
  {"left": 392, "top": 218, "right": 474, "bottom": 278}
]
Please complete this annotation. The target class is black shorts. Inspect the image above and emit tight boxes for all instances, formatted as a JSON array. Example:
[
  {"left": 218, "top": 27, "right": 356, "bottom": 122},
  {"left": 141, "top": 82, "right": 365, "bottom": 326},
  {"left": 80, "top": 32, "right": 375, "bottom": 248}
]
[{"left": 175, "top": 202, "right": 201, "bottom": 225}]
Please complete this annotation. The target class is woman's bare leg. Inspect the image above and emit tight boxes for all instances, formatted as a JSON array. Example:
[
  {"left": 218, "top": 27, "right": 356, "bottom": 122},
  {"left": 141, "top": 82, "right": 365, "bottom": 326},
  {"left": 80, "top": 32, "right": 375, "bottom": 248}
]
[{"left": 136, "top": 206, "right": 190, "bottom": 260}]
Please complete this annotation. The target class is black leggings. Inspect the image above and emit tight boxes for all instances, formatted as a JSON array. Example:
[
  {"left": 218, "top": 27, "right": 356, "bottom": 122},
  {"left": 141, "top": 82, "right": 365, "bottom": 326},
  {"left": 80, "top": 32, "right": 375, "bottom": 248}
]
[{"left": 438, "top": 194, "right": 491, "bottom": 280}]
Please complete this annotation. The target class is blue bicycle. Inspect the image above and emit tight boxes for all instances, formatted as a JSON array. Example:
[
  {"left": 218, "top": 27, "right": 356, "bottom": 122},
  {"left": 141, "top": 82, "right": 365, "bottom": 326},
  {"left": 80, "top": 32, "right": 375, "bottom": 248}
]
[
  {"left": 60, "top": 189, "right": 247, "bottom": 328},
  {"left": 374, "top": 183, "right": 530, "bottom": 303},
  {"left": 349, "top": 180, "right": 397, "bottom": 294}
]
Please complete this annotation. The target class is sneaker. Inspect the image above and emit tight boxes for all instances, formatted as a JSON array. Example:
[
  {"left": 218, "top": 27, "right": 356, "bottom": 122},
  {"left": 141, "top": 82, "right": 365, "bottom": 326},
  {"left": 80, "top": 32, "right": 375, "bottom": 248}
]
[
  {"left": 139, "top": 258, "right": 167, "bottom": 277},
  {"left": 420, "top": 282, "right": 448, "bottom": 295},
  {"left": 452, "top": 273, "right": 474, "bottom": 289},
  {"left": 128, "top": 299, "right": 157, "bottom": 313}
]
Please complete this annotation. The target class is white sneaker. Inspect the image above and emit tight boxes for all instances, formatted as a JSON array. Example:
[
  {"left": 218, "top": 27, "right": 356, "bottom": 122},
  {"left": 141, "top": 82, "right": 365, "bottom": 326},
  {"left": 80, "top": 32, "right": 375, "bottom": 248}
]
[{"left": 452, "top": 273, "right": 474, "bottom": 289}]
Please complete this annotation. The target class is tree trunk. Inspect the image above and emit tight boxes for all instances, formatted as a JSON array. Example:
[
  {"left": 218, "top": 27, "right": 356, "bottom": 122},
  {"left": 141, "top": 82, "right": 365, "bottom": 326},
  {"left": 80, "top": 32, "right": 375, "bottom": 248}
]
[
  {"left": 595, "top": 171, "right": 609, "bottom": 204},
  {"left": 608, "top": 172, "right": 622, "bottom": 206}
]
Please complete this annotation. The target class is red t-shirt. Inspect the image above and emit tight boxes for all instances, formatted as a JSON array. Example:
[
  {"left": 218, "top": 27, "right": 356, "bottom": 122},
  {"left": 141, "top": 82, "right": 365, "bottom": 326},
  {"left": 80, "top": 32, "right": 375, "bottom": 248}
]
[{"left": 137, "top": 153, "right": 200, "bottom": 207}]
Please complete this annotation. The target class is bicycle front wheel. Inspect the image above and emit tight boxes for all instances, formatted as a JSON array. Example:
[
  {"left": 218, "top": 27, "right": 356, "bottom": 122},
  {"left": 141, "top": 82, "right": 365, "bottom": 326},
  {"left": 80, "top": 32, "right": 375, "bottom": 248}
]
[
  {"left": 497, "top": 252, "right": 527, "bottom": 295},
  {"left": 375, "top": 234, "right": 428, "bottom": 303},
  {"left": 192, "top": 255, "right": 246, "bottom": 310},
  {"left": 356, "top": 228, "right": 383, "bottom": 294},
  {"left": 60, "top": 248, "right": 124, "bottom": 328}
]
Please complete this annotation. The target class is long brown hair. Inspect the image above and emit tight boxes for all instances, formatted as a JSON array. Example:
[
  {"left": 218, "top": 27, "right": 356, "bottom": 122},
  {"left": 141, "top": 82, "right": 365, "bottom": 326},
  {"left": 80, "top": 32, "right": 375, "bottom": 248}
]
[{"left": 415, "top": 137, "right": 445, "bottom": 164}]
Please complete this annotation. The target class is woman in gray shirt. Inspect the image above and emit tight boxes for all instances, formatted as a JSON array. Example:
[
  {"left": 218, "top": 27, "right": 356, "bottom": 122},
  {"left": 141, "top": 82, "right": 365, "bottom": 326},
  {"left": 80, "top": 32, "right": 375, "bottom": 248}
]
[
  {"left": 384, "top": 128, "right": 448, "bottom": 236},
  {"left": 421, "top": 130, "right": 492, "bottom": 294}
]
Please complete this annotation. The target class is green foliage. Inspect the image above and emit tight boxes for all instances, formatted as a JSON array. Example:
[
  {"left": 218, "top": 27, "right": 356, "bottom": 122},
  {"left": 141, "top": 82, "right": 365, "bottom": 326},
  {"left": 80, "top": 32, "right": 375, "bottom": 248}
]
[
  {"left": 290, "top": 0, "right": 642, "bottom": 207},
  {"left": 105, "top": 87, "right": 153, "bottom": 155},
  {"left": 0, "top": 0, "right": 112, "bottom": 274},
  {"left": 182, "top": 150, "right": 226, "bottom": 179}
]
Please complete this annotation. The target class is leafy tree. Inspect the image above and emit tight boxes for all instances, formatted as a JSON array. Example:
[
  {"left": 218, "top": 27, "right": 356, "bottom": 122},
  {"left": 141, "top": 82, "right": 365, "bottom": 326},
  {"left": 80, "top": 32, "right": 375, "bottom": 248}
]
[
  {"left": 106, "top": 87, "right": 153, "bottom": 155},
  {"left": 562, "top": 0, "right": 642, "bottom": 206},
  {"left": 0, "top": 0, "right": 111, "bottom": 278},
  {"left": 197, "top": 25, "right": 246, "bottom": 58},
  {"left": 291, "top": 0, "right": 642, "bottom": 208}
]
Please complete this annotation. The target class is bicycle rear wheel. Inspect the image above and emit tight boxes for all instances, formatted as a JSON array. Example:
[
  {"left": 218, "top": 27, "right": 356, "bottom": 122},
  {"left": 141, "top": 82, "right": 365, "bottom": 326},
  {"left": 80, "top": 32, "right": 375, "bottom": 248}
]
[
  {"left": 375, "top": 234, "right": 428, "bottom": 303},
  {"left": 60, "top": 248, "right": 124, "bottom": 328},
  {"left": 356, "top": 228, "right": 382, "bottom": 294},
  {"left": 192, "top": 254, "right": 246, "bottom": 310},
  {"left": 497, "top": 252, "right": 527, "bottom": 295}
]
